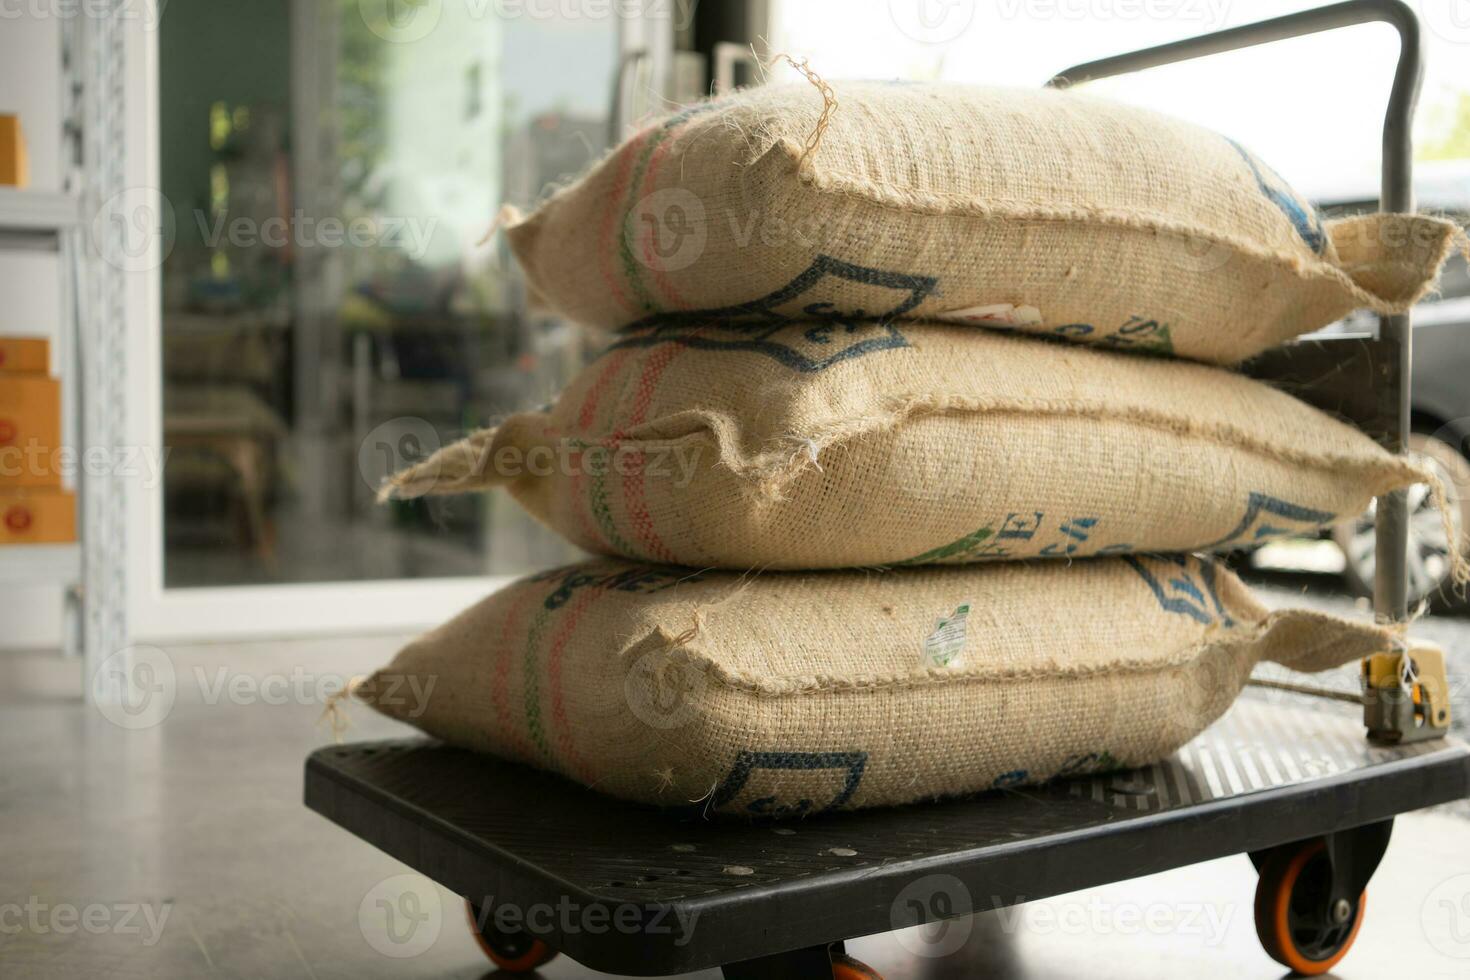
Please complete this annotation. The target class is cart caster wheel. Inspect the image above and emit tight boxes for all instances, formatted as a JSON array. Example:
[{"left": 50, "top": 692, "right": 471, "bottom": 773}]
[
  {"left": 831, "top": 952, "right": 883, "bottom": 980},
  {"left": 466, "top": 901, "right": 558, "bottom": 973},
  {"left": 1253, "top": 840, "right": 1365, "bottom": 976}
]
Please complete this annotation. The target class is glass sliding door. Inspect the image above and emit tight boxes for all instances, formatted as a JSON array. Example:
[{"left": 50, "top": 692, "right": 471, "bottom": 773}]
[{"left": 156, "top": 1, "right": 623, "bottom": 589}]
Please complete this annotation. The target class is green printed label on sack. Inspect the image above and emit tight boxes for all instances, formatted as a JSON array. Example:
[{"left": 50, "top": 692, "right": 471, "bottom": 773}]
[{"left": 923, "top": 603, "right": 972, "bottom": 669}]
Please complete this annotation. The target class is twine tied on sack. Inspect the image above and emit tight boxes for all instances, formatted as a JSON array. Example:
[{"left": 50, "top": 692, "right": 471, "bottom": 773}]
[
  {"left": 318, "top": 675, "right": 366, "bottom": 744},
  {"left": 1421, "top": 463, "right": 1470, "bottom": 595},
  {"left": 474, "top": 203, "right": 524, "bottom": 248},
  {"left": 377, "top": 428, "right": 499, "bottom": 503},
  {"left": 473, "top": 53, "right": 839, "bottom": 255},
  {"left": 665, "top": 612, "right": 705, "bottom": 650},
  {"left": 764, "top": 53, "right": 838, "bottom": 173},
  {"left": 1244, "top": 602, "right": 1428, "bottom": 706}
]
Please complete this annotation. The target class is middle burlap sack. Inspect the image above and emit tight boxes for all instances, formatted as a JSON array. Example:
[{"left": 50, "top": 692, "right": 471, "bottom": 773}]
[
  {"left": 357, "top": 555, "right": 1391, "bottom": 816},
  {"left": 384, "top": 322, "right": 1431, "bottom": 571}
]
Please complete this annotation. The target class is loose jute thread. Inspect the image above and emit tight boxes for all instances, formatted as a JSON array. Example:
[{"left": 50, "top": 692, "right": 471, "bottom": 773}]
[
  {"left": 765, "top": 53, "right": 837, "bottom": 172},
  {"left": 1246, "top": 599, "right": 1430, "bottom": 705},
  {"left": 319, "top": 675, "right": 366, "bottom": 744},
  {"left": 475, "top": 203, "right": 524, "bottom": 247}
]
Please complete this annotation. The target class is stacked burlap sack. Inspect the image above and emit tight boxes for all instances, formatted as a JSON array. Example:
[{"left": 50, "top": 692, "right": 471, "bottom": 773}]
[{"left": 358, "top": 78, "right": 1469, "bottom": 817}]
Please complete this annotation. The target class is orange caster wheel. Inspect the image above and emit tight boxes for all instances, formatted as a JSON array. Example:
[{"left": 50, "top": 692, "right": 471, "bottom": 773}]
[
  {"left": 1253, "top": 840, "right": 1365, "bottom": 975},
  {"left": 465, "top": 901, "right": 558, "bottom": 973},
  {"left": 831, "top": 952, "right": 883, "bottom": 979}
]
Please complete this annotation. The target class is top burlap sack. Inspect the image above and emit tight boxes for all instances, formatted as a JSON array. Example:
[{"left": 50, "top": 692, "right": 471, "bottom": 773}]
[{"left": 505, "top": 79, "right": 1464, "bottom": 364}]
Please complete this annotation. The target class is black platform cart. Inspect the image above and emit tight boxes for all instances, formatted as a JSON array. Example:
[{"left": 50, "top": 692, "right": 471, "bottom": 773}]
[{"left": 305, "top": 3, "right": 1470, "bottom": 976}]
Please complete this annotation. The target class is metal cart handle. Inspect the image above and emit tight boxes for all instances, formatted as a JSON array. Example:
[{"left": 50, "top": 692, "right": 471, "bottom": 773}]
[{"left": 1047, "top": 0, "right": 1424, "bottom": 622}]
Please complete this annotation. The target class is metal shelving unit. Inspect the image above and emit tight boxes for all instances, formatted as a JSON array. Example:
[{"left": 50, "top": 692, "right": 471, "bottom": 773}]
[
  {"left": 0, "top": 542, "right": 81, "bottom": 586},
  {"left": 0, "top": 187, "right": 81, "bottom": 241},
  {"left": 0, "top": 34, "right": 88, "bottom": 660}
]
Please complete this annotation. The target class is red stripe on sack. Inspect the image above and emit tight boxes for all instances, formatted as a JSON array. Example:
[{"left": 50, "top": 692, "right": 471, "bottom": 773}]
[
  {"left": 569, "top": 351, "right": 636, "bottom": 552},
  {"left": 637, "top": 129, "right": 695, "bottom": 310},
  {"left": 492, "top": 581, "right": 541, "bottom": 762},
  {"left": 597, "top": 131, "right": 651, "bottom": 316},
  {"left": 616, "top": 340, "right": 689, "bottom": 565},
  {"left": 577, "top": 348, "right": 634, "bottom": 431}
]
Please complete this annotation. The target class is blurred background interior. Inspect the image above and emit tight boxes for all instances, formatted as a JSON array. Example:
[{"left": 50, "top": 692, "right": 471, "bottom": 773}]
[
  {"left": 1, "top": 4, "right": 1468, "bottom": 978},
  {"left": 153, "top": 1, "right": 1470, "bottom": 599},
  {"left": 0, "top": 0, "right": 1466, "bottom": 653}
]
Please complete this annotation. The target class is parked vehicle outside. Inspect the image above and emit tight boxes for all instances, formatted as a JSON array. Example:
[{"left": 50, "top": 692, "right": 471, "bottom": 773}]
[{"left": 1268, "top": 163, "right": 1470, "bottom": 608}]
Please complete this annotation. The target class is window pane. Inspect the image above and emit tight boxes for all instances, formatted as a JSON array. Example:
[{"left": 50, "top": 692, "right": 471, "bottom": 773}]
[{"left": 159, "top": 1, "right": 618, "bottom": 587}]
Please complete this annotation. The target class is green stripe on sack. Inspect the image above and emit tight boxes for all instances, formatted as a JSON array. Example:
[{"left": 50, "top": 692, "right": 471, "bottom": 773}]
[
  {"left": 571, "top": 438, "right": 640, "bottom": 559},
  {"left": 616, "top": 127, "right": 671, "bottom": 315},
  {"left": 521, "top": 602, "right": 555, "bottom": 761},
  {"left": 895, "top": 526, "right": 994, "bottom": 566}
]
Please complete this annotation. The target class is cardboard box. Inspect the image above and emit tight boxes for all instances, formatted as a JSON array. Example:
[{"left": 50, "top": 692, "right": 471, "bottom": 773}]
[
  {"left": 0, "top": 337, "right": 50, "bottom": 375},
  {"left": 0, "top": 376, "right": 62, "bottom": 488},
  {"left": 0, "top": 115, "right": 28, "bottom": 188},
  {"left": 0, "top": 489, "right": 76, "bottom": 544}
]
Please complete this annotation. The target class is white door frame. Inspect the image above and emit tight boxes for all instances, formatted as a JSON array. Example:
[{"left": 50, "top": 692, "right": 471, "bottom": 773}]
[{"left": 120, "top": 5, "right": 663, "bottom": 644}]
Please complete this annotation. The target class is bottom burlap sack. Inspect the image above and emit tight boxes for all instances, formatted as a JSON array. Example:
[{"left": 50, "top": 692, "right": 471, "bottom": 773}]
[{"left": 357, "top": 556, "right": 1390, "bottom": 817}]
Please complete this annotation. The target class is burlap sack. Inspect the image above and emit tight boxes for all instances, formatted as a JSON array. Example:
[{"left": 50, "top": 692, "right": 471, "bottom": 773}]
[
  {"left": 357, "top": 556, "right": 1390, "bottom": 815},
  {"left": 504, "top": 79, "right": 1465, "bottom": 365},
  {"left": 382, "top": 323, "right": 1439, "bottom": 572}
]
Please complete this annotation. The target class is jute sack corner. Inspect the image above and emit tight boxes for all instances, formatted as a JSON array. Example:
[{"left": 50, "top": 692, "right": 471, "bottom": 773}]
[
  {"left": 504, "top": 79, "right": 1466, "bottom": 364},
  {"left": 382, "top": 323, "right": 1454, "bottom": 574},
  {"left": 357, "top": 556, "right": 1391, "bottom": 816}
]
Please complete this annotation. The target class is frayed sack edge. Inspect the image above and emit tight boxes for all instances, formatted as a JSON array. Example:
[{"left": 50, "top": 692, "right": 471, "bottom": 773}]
[
  {"left": 382, "top": 390, "right": 1429, "bottom": 500},
  {"left": 348, "top": 601, "right": 1387, "bottom": 708}
]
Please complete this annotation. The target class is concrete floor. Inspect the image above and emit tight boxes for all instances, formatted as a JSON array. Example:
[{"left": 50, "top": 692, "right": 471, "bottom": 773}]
[{"left": 3, "top": 583, "right": 1470, "bottom": 979}]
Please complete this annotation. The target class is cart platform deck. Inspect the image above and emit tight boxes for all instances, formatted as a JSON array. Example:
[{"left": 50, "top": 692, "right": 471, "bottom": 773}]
[{"left": 305, "top": 699, "right": 1470, "bottom": 977}]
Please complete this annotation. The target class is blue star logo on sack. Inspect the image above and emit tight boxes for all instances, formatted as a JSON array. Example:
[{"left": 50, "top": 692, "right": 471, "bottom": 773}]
[{"left": 610, "top": 254, "right": 935, "bottom": 371}]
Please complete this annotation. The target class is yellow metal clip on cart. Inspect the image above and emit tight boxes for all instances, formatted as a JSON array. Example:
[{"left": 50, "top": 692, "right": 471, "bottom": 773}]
[{"left": 1364, "top": 643, "right": 1453, "bottom": 743}]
